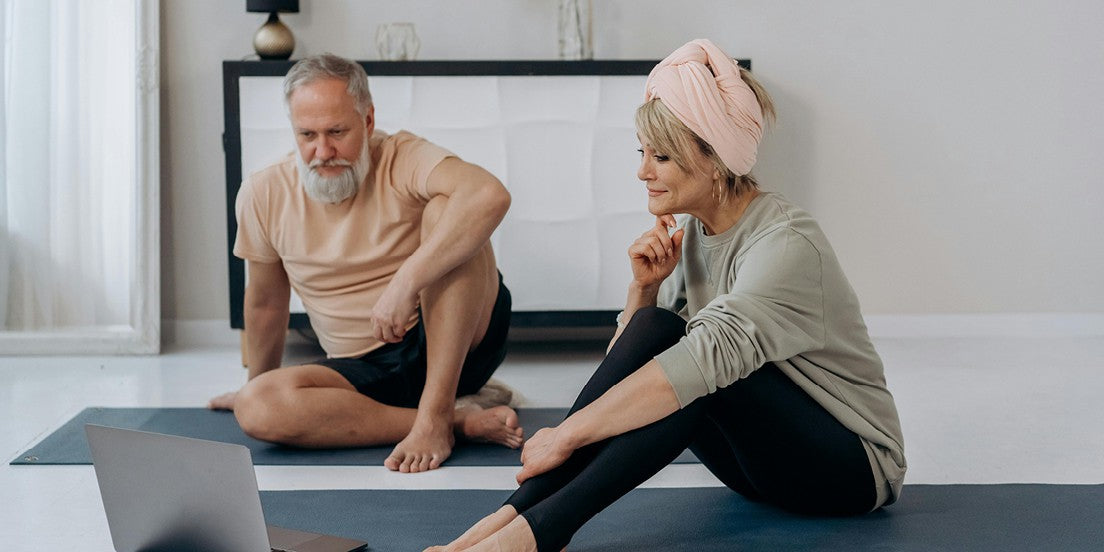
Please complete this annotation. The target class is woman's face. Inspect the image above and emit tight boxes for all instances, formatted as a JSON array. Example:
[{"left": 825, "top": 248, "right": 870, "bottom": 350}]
[{"left": 636, "top": 139, "right": 718, "bottom": 218}]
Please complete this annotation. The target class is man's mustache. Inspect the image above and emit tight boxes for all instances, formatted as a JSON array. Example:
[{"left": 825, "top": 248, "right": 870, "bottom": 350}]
[{"left": 309, "top": 158, "right": 353, "bottom": 169}]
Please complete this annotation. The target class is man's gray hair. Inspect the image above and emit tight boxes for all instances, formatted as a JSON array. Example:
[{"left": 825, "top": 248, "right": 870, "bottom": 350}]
[{"left": 284, "top": 53, "right": 373, "bottom": 115}]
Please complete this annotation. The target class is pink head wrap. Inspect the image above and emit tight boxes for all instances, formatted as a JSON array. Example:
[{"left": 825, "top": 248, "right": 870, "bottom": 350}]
[{"left": 644, "top": 39, "right": 764, "bottom": 176}]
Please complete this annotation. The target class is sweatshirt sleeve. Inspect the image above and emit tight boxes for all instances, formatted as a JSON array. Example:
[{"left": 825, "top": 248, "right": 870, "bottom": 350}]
[
  {"left": 657, "top": 263, "right": 689, "bottom": 319},
  {"left": 654, "top": 228, "right": 827, "bottom": 407}
]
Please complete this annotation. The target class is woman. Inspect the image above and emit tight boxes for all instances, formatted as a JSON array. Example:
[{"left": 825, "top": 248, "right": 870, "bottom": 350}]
[{"left": 428, "top": 39, "right": 906, "bottom": 552}]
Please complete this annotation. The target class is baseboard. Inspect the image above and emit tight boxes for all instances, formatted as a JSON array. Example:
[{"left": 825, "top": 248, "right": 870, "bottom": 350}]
[
  {"left": 163, "top": 313, "right": 1104, "bottom": 348},
  {"left": 162, "top": 319, "right": 241, "bottom": 348},
  {"left": 162, "top": 319, "right": 321, "bottom": 350},
  {"left": 863, "top": 313, "right": 1104, "bottom": 338},
  {"left": 0, "top": 326, "right": 160, "bottom": 355}
]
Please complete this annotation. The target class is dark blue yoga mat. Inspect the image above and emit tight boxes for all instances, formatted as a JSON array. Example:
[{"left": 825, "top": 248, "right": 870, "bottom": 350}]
[
  {"left": 258, "top": 485, "right": 1104, "bottom": 551},
  {"left": 10, "top": 407, "right": 699, "bottom": 465}
]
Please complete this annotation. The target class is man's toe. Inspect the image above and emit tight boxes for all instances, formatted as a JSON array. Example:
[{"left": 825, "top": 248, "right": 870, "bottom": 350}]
[{"left": 384, "top": 453, "right": 401, "bottom": 470}]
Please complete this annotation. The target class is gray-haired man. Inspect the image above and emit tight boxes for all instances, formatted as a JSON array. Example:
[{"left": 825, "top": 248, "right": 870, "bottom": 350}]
[{"left": 209, "top": 53, "right": 522, "bottom": 473}]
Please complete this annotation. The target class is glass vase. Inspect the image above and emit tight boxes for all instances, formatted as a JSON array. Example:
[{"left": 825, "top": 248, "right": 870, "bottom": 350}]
[{"left": 558, "top": 0, "right": 592, "bottom": 60}]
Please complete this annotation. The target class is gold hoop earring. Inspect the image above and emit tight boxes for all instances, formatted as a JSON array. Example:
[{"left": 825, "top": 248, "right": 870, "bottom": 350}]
[{"left": 713, "top": 181, "right": 728, "bottom": 205}]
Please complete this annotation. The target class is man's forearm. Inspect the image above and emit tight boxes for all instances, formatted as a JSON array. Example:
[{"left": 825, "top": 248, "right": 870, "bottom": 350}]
[
  {"left": 396, "top": 188, "right": 508, "bottom": 295},
  {"left": 244, "top": 304, "right": 289, "bottom": 380}
]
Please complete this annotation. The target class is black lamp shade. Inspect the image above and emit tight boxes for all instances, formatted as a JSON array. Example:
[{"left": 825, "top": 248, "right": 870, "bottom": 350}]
[{"left": 246, "top": 0, "right": 298, "bottom": 13}]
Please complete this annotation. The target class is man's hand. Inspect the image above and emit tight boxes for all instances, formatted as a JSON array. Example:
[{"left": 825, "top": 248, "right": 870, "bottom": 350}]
[
  {"left": 516, "top": 426, "right": 575, "bottom": 485},
  {"left": 207, "top": 390, "right": 238, "bottom": 411},
  {"left": 384, "top": 418, "right": 455, "bottom": 473},
  {"left": 369, "top": 278, "right": 420, "bottom": 343},
  {"left": 629, "top": 215, "right": 684, "bottom": 289}
]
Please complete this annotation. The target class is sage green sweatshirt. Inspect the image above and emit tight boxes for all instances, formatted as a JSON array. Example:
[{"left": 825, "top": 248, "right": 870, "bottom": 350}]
[{"left": 653, "top": 192, "right": 906, "bottom": 508}]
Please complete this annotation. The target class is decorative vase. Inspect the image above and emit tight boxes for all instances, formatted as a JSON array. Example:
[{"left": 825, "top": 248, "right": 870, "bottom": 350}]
[
  {"left": 376, "top": 23, "right": 421, "bottom": 61},
  {"left": 558, "top": 0, "right": 592, "bottom": 60},
  {"left": 253, "top": 12, "right": 295, "bottom": 60}
]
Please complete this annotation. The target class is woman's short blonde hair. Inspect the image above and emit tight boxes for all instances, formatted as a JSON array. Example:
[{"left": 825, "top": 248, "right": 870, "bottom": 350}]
[{"left": 635, "top": 67, "right": 775, "bottom": 204}]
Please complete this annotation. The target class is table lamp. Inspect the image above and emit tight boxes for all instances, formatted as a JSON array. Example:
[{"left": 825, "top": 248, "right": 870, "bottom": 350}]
[{"left": 247, "top": 0, "right": 299, "bottom": 60}]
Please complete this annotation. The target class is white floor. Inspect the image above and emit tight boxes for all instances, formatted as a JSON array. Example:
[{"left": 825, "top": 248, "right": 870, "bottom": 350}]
[{"left": 3, "top": 335, "right": 1104, "bottom": 550}]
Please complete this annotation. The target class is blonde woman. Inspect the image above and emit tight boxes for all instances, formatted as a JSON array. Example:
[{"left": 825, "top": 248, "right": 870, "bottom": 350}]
[{"left": 429, "top": 39, "right": 906, "bottom": 552}]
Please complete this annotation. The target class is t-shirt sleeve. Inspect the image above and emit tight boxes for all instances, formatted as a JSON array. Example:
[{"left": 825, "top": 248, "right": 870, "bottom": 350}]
[
  {"left": 387, "top": 133, "right": 456, "bottom": 203},
  {"left": 654, "top": 228, "right": 827, "bottom": 407},
  {"left": 233, "top": 177, "right": 280, "bottom": 263}
]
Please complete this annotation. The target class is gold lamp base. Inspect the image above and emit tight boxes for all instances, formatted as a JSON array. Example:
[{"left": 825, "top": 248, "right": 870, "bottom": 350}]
[{"left": 253, "top": 12, "right": 294, "bottom": 60}]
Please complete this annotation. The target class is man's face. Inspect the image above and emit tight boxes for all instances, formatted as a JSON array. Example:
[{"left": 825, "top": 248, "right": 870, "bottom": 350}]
[
  {"left": 289, "top": 78, "right": 373, "bottom": 169},
  {"left": 288, "top": 78, "right": 375, "bottom": 203}
]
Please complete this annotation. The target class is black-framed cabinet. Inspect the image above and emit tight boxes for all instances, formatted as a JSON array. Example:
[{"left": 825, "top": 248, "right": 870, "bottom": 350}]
[{"left": 222, "top": 59, "right": 747, "bottom": 334}]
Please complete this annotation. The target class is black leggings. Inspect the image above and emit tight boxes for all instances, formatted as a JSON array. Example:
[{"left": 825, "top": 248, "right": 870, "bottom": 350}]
[{"left": 505, "top": 307, "right": 876, "bottom": 551}]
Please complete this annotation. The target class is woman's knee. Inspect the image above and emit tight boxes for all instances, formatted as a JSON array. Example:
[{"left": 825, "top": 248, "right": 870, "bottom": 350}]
[
  {"left": 576, "top": 307, "right": 686, "bottom": 408},
  {"left": 625, "top": 306, "right": 683, "bottom": 330},
  {"left": 616, "top": 306, "right": 686, "bottom": 353}
]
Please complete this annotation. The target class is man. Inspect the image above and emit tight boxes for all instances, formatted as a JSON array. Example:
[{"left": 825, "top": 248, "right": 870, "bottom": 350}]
[{"left": 209, "top": 53, "right": 522, "bottom": 473}]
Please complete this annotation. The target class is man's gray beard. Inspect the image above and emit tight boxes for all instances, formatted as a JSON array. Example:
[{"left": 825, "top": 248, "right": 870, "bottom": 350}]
[{"left": 298, "top": 138, "right": 372, "bottom": 204}]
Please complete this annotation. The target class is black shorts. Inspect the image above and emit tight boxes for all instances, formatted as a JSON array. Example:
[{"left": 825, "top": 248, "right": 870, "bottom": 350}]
[{"left": 316, "top": 273, "right": 511, "bottom": 408}]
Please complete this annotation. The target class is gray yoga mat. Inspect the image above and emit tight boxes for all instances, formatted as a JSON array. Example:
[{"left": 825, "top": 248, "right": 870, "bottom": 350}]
[
  {"left": 258, "top": 485, "right": 1104, "bottom": 551},
  {"left": 10, "top": 407, "right": 699, "bottom": 465}
]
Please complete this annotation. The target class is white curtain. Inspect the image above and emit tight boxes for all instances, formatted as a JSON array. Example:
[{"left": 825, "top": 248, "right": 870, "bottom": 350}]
[{"left": 2, "top": 0, "right": 135, "bottom": 331}]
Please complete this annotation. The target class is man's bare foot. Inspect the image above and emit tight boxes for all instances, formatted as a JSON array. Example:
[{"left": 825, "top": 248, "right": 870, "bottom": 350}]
[
  {"left": 386, "top": 405, "right": 522, "bottom": 473},
  {"left": 385, "top": 421, "right": 455, "bottom": 473},
  {"left": 455, "top": 405, "right": 524, "bottom": 449},
  {"left": 207, "top": 391, "right": 238, "bottom": 411},
  {"left": 423, "top": 505, "right": 518, "bottom": 552},
  {"left": 464, "top": 515, "right": 539, "bottom": 552}
]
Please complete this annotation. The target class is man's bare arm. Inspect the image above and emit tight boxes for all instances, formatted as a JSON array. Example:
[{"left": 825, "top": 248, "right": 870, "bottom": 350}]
[
  {"left": 209, "top": 260, "right": 290, "bottom": 410},
  {"left": 406, "top": 157, "right": 509, "bottom": 288},
  {"left": 243, "top": 259, "right": 292, "bottom": 380},
  {"left": 368, "top": 157, "right": 510, "bottom": 342}
]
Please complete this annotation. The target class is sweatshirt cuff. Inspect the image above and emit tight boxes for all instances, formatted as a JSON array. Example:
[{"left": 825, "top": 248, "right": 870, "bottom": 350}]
[{"left": 654, "top": 340, "right": 711, "bottom": 408}]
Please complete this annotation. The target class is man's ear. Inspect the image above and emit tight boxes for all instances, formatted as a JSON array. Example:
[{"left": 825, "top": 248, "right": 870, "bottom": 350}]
[{"left": 364, "top": 104, "right": 376, "bottom": 134}]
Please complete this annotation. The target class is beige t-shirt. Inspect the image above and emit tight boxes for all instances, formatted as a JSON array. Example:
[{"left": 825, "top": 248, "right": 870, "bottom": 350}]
[{"left": 234, "top": 130, "right": 454, "bottom": 358}]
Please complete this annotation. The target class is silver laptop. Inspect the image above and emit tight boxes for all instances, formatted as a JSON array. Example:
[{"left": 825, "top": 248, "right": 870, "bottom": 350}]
[{"left": 85, "top": 424, "right": 369, "bottom": 552}]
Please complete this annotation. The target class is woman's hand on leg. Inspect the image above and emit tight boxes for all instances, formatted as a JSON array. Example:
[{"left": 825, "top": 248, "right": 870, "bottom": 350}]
[{"left": 517, "top": 426, "right": 575, "bottom": 485}]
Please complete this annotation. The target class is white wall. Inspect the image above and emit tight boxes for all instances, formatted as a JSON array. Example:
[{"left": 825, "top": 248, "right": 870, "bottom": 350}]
[{"left": 161, "top": 0, "right": 1104, "bottom": 326}]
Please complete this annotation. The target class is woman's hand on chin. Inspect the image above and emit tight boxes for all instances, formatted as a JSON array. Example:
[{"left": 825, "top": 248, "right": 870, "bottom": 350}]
[{"left": 629, "top": 215, "right": 684, "bottom": 289}]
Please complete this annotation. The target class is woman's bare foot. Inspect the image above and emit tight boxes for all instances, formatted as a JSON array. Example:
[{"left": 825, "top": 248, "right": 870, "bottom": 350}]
[
  {"left": 454, "top": 405, "right": 524, "bottom": 449},
  {"left": 464, "top": 515, "right": 539, "bottom": 552},
  {"left": 423, "top": 505, "right": 519, "bottom": 552}
]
